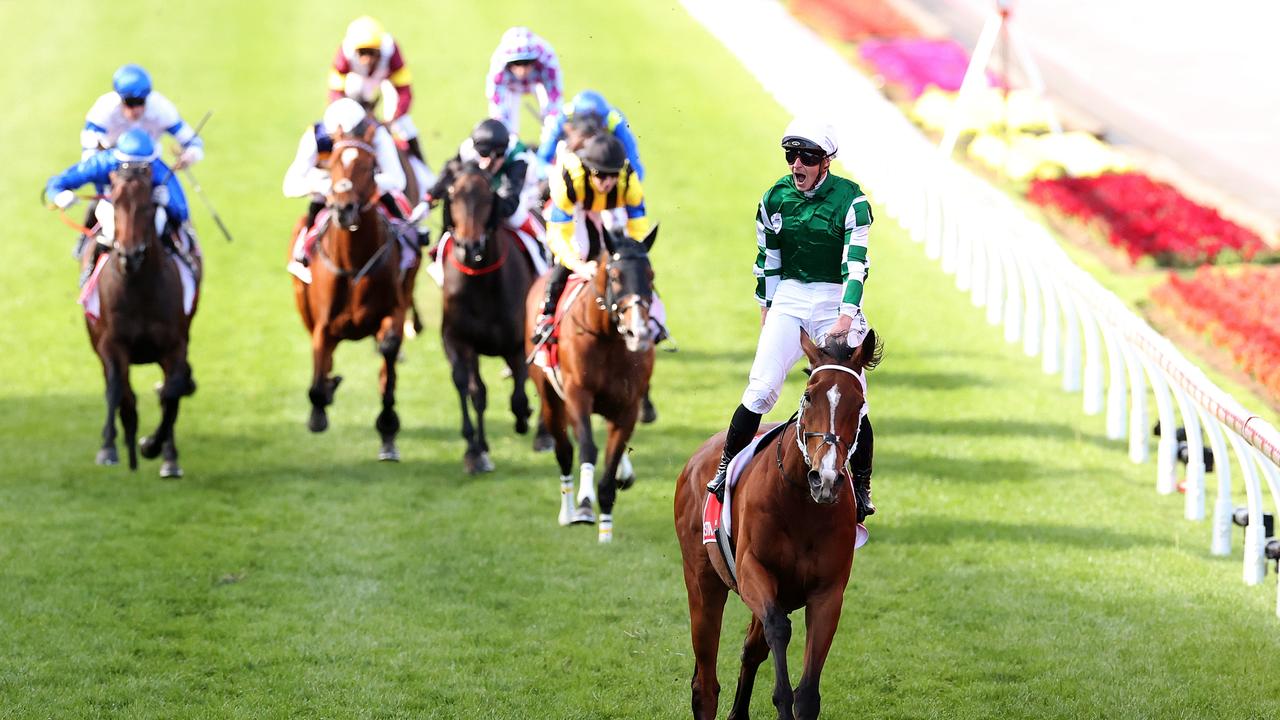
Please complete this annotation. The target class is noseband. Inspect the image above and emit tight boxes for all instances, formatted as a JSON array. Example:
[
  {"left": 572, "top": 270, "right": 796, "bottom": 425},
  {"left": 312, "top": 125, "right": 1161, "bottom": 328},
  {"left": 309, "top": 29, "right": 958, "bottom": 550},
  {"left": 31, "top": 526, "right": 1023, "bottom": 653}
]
[{"left": 597, "top": 250, "right": 652, "bottom": 330}]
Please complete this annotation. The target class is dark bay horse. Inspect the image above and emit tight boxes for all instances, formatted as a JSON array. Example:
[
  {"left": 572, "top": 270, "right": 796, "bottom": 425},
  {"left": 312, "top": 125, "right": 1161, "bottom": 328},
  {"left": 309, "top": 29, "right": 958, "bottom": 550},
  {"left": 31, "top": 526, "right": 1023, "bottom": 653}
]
[
  {"left": 674, "top": 331, "right": 882, "bottom": 719},
  {"left": 292, "top": 123, "right": 410, "bottom": 461},
  {"left": 440, "top": 162, "right": 536, "bottom": 473},
  {"left": 525, "top": 221, "right": 658, "bottom": 543},
  {"left": 88, "top": 164, "right": 199, "bottom": 477}
]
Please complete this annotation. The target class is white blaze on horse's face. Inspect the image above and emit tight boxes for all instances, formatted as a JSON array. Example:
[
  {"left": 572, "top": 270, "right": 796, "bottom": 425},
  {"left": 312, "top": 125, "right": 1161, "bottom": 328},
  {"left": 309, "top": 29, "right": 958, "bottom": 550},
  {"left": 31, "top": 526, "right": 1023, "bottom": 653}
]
[
  {"left": 620, "top": 298, "right": 651, "bottom": 353},
  {"left": 341, "top": 147, "right": 359, "bottom": 170},
  {"left": 816, "top": 385, "right": 842, "bottom": 488}
]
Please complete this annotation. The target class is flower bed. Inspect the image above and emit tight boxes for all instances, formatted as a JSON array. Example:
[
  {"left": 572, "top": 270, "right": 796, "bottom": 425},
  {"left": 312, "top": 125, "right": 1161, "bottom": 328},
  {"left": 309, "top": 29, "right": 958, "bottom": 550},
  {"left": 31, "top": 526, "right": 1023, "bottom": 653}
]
[
  {"left": 1152, "top": 266, "right": 1280, "bottom": 401},
  {"left": 1027, "top": 172, "right": 1268, "bottom": 267},
  {"left": 860, "top": 38, "right": 983, "bottom": 99},
  {"left": 791, "top": 0, "right": 920, "bottom": 41}
]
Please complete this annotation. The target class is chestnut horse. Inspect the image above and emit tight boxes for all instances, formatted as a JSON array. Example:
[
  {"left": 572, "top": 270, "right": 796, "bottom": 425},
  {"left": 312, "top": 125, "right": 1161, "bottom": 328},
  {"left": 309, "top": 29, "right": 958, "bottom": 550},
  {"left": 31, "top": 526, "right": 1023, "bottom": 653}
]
[
  {"left": 674, "top": 331, "right": 882, "bottom": 719},
  {"left": 292, "top": 123, "right": 410, "bottom": 460},
  {"left": 440, "top": 162, "right": 536, "bottom": 473},
  {"left": 525, "top": 221, "right": 658, "bottom": 543},
  {"left": 88, "top": 164, "right": 199, "bottom": 477}
]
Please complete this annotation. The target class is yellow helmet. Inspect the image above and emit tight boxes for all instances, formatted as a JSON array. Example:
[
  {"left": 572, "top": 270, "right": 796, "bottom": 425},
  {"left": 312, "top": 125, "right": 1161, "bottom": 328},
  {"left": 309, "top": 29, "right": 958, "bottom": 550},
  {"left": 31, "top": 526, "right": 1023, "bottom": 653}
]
[{"left": 345, "top": 16, "right": 385, "bottom": 52}]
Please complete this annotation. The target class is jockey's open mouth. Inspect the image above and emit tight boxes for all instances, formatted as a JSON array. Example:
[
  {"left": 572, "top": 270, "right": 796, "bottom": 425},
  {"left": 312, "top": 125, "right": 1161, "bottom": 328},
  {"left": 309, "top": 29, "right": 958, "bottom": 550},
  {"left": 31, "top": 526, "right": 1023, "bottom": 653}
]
[{"left": 792, "top": 167, "right": 810, "bottom": 187}]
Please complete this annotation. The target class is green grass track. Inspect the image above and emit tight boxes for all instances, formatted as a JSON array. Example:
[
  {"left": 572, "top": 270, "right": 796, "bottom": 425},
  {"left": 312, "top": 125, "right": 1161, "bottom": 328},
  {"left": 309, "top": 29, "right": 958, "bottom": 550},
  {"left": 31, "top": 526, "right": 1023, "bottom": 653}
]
[{"left": 0, "top": 1, "right": 1276, "bottom": 717}]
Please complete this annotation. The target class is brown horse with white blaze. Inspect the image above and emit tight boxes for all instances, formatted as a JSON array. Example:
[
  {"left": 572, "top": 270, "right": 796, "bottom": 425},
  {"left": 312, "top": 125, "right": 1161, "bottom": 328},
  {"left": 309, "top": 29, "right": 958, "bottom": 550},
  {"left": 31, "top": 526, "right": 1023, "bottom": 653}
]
[
  {"left": 87, "top": 163, "right": 199, "bottom": 477},
  {"left": 525, "top": 221, "right": 657, "bottom": 542},
  {"left": 674, "top": 330, "right": 882, "bottom": 720},
  {"left": 292, "top": 122, "right": 410, "bottom": 460}
]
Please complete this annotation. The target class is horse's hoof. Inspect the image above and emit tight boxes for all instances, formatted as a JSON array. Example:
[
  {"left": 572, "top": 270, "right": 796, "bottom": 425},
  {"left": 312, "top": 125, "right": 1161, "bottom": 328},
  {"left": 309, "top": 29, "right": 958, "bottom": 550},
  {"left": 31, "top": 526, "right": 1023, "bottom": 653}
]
[
  {"left": 95, "top": 447, "right": 119, "bottom": 466},
  {"left": 515, "top": 416, "right": 530, "bottom": 435},
  {"left": 138, "top": 435, "right": 161, "bottom": 460},
  {"left": 476, "top": 452, "right": 495, "bottom": 473},
  {"left": 571, "top": 501, "right": 597, "bottom": 525},
  {"left": 464, "top": 451, "right": 494, "bottom": 474},
  {"left": 532, "top": 432, "right": 554, "bottom": 453},
  {"left": 641, "top": 397, "right": 658, "bottom": 424},
  {"left": 617, "top": 475, "right": 636, "bottom": 491},
  {"left": 308, "top": 409, "right": 328, "bottom": 433},
  {"left": 379, "top": 444, "right": 400, "bottom": 462},
  {"left": 617, "top": 453, "right": 636, "bottom": 490},
  {"left": 159, "top": 461, "right": 183, "bottom": 479}
]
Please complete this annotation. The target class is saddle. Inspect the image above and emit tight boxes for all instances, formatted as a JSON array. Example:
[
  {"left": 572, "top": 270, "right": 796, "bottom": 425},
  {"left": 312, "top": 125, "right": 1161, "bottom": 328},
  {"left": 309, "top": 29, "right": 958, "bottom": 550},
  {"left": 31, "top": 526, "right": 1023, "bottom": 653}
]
[
  {"left": 529, "top": 276, "right": 589, "bottom": 400},
  {"left": 702, "top": 421, "right": 867, "bottom": 590}
]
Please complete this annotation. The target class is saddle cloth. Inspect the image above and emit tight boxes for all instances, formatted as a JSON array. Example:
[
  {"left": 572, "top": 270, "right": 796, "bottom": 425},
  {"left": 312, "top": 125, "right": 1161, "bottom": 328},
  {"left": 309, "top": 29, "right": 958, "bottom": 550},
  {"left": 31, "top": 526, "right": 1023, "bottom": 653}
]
[
  {"left": 702, "top": 422, "right": 868, "bottom": 551},
  {"left": 79, "top": 249, "right": 199, "bottom": 323}
]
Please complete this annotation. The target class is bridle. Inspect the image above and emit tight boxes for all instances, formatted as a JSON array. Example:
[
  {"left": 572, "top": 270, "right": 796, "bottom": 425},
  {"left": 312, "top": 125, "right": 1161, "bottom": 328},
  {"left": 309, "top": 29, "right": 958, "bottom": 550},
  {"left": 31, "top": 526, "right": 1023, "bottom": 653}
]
[
  {"left": 109, "top": 163, "right": 157, "bottom": 268},
  {"left": 792, "top": 364, "right": 863, "bottom": 470},
  {"left": 315, "top": 138, "right": 391, "bottom": 282},
  {"left": 326, "top": 138, "right": 379, "bottom": 224},
  {"left": 595, "top": 248, "right": 652, "bottom": 332},
  {"left": 447, "top": 166, "right": 504, "bottom": 274}
]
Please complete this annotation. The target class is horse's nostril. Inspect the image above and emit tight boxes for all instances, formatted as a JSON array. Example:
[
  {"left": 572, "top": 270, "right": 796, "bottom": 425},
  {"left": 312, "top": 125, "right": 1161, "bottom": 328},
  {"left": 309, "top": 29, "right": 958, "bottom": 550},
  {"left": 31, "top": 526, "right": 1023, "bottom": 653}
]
[{"left": 807, "top": 470, "right": 820, "bottom": 485}]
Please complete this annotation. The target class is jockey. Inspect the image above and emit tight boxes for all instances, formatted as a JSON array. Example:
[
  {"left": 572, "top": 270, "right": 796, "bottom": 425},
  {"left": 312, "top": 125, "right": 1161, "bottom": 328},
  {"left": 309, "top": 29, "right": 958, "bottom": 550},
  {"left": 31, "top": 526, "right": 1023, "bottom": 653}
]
[
  {"left": 328, "top": 16, "right": 426, "bottom": 170},
  {"left": 531, "top": 134, "right": 647, "bottom": 343},
  {"left": 81, "top": 64, "right": 205, "bottom": 169},
  {"left": 704, "top": 119, "right": 877, "bottom": 522},
  {"left": 425, "top": 119, "right": 546, "bottom": 270},
  {"left": 48, "top": 129, "right": 197, "bottom": 277},
  {"left": 282, "top": 98, "right": 411, "bottom": 278},
  {"left": 485, "top": 27, "right": 563, "bottom": 152},
  {"left": 537, "top": 90, "right": 645, "bottom": 180}
]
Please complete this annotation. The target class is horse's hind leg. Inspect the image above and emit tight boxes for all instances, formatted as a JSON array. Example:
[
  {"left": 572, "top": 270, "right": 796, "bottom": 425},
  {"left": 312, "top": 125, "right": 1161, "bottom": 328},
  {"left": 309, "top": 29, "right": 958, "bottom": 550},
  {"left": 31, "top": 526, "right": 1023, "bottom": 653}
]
[
  {"left": 684, "top": 561, "right": 730, "bottom": 720},
  {"left": 505, "top": 350, "right": 532, "bottom": 436},
  {"left": 541, "top": 392, "right": 576, "bottom": 526},
  {"left": 565, "top": 391, "right": 598, "bottom": 525},
  {"left": 597, "top": 416, "right": 637, "bottom": 543},
  {"left": 728, "top": 616, "right": 770, "bottom": 720},
  {"left": 120, "top": 378, "right": 139, "bottom": 472},
  {"left": 376, "top": 318, "right": 402, "bottom": 461}
]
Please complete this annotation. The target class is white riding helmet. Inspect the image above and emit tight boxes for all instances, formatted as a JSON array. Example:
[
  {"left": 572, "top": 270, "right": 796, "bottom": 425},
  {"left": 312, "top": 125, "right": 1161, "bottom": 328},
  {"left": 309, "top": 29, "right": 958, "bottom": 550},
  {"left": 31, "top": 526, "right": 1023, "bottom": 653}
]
[
  {"left": 322, "top": 98, "right": 369, "bottom": 135},
  {"left": 781, "top": 118, "right": 838, "bottom": 158}
]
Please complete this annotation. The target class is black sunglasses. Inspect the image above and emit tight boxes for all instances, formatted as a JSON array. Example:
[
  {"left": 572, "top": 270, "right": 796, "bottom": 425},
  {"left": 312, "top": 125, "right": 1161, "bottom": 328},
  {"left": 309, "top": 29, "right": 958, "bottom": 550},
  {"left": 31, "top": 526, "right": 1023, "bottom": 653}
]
[
  {"left": 122, "top": 96, "right": 146, "bottom": 108},
  {"left": 785, "top": 148, "right": 825, "bottom": 166},
  {"left": 476, "top": 146, "right": 503, "bottom": 159},
  {"left": 508, "top": 58, "right": 535, "bottom": 67},
  {"left": 589, "top": 169, "right": 619, "bottom": 180}
]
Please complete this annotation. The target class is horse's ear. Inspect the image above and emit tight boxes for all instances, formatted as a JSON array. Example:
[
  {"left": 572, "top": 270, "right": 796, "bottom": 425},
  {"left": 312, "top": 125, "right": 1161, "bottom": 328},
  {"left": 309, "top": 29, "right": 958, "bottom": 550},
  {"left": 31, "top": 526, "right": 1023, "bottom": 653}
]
[
  {"left": 642, "top": 223, "right": 658, "bottom": 252},
  {"left": 362, "top": 120, "right": 378, "bottom": 143},
  {"left": 800, "top": 329, "right": 823, "bottom": 369}
]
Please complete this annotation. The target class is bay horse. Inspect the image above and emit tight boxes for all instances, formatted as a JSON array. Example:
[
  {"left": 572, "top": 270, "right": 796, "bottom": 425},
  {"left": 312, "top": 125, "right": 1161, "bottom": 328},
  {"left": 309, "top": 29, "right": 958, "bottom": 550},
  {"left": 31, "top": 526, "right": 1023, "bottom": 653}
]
[
  {"left": 524, "top": 221, "right": 658, "bottom": 542},
  {"left": 292, "top": 122, "right": 410, "bottom": 461},
  {"left": 674, "top": 330, "right": 882, "bottom": 719},
  {"left": 88, "top": 163, "right": 199, "bottom": 477},
  {"left": 440, "top": 162, "right": 536, "bottom": 473}
]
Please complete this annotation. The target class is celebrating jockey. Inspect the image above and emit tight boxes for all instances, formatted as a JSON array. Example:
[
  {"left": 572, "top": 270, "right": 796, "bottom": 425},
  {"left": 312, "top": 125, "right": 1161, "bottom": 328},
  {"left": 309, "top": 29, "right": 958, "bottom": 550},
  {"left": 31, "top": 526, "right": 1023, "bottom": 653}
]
[
  {"left": 704, "top": 119, "right": 877, "bottom": 522},
  {"left": 538, "top": 90, "right": 644, "bottom": 180},
  {"left": 485, "top": 27, "right": 563, "bottom": 151},
  {"left": 82, "top": 64, "right": 205, "bottom": 168},
  {"left": 328, "top": 17, "right": 426, "bottom": 172},
  {"left": 425, "top": 119, "right": 547, "bottom": 272},
  {"left": 48, "top": 129, "right": 197, "bottom": 278},
  {"left": 282, "top": 98, "right": 412, "bottom": 280}
]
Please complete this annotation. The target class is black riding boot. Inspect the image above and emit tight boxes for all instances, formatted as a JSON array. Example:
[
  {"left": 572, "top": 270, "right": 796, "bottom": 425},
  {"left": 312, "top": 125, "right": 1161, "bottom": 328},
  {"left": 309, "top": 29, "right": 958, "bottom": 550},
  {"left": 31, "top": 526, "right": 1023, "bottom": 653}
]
[
  {"left": 532, "top": 264, "right": 571, "bottom": 344},
  {"left": 848, "top": 414, "right": 876, "bottom": 522},
  {"left": 706, "top": 404, "right": 763, "bottom": 500},
  {"left": 406, "top": 137, "right": 426, "bottom": 163},
  {"left": 78, "top": 241, "right": 106, "bottom": 287}
]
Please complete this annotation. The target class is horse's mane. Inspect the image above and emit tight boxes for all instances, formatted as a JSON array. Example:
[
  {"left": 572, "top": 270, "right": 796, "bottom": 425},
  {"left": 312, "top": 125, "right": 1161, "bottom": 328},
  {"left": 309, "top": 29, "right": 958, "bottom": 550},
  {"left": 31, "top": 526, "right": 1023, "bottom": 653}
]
[{"left": 817, "top": 328, "right": 883, "bottom": 372}]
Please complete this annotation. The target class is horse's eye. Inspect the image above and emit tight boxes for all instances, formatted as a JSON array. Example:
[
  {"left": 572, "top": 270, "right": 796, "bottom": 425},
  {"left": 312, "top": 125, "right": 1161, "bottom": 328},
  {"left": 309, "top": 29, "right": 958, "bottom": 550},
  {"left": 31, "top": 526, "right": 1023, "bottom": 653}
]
[{"left": 801, "top": 392, "right": 811, "bottom": 405}]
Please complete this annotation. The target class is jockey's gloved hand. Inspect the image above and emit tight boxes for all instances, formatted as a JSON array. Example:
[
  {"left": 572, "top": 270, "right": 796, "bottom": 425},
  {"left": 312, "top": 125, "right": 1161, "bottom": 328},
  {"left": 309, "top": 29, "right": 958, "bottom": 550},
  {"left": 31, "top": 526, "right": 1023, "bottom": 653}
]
[
  {"left": 306, "top": 168, "right": 332, "bottom": 197},
  {"left": 843, "top": 308, "right": 869, "bottom": 347},
  {"left": 53, "top": 189, "right": 77, "bottom": 209}
]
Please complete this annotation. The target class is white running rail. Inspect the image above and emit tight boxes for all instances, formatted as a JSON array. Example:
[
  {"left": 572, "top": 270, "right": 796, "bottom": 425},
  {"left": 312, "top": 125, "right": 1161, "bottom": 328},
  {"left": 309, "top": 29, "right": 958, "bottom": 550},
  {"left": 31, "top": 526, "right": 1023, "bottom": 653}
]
[{"left": 684, "top": 0, "right": 1280, "bottom": 616}]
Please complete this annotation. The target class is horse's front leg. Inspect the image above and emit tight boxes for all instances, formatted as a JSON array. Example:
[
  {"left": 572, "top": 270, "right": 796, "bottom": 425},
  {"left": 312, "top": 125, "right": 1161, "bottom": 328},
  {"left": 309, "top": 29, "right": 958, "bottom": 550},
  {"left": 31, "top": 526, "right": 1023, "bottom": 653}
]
[
  {"left": 95, "top": 348, "right": 124, "bottom": 467},
  {"left": 505, "top": 350, "right": 532, "bottom": 436},
  {"left": 444, "top": 335, "right": 489, "bottom": 473},
  {"left": 597, "top": 413, "right": 637, "bottom": 543},
  {"left": 565, "top": 389, "right": 598, "bottom": 525},
  {"left": 792, "top": 590, "right": 846, "bottom": 720},
  {"left": 740, "top": 567, "right": 795, "bottom": 720},
  {"left": 307, "top": 327, "right": 340, "bottom": 433},
  {"left": 375, "top": 316, "right": 403, "bottom": 461}
]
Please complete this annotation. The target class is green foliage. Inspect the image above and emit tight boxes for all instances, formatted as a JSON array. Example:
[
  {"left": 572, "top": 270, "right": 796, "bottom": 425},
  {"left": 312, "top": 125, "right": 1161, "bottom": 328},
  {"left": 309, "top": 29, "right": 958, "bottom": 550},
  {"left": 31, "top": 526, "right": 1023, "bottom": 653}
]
[{"left": 0, "top": 1, "right": 1277, "bottom": 717}]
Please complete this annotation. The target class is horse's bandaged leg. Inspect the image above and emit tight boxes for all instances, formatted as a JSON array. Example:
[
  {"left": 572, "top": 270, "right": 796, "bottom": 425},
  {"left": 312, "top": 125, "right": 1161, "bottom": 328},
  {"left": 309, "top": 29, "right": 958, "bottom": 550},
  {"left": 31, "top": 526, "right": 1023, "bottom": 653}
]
[
  {"left": 741, "top": 307, "right": 805, "bottom": 414},
  {"left": 558, "top": 475, "right": 575, "bottom": 526},
  {"left": 577, "top": 462, "right": 596, "bottom": 505}
]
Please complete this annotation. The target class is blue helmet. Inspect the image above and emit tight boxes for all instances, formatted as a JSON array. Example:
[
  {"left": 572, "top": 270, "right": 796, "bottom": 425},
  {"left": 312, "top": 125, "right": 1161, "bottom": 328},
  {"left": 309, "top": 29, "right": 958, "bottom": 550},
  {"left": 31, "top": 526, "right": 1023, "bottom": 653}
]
[
  {"left": 113, "top": 129, "right": 158, "bottom": 162},
  {"left": 570, "top": 90, "right": 609, "bottom": 121},
  {"left": 112, "top": 64, "right": 152, "bottom": 101}
]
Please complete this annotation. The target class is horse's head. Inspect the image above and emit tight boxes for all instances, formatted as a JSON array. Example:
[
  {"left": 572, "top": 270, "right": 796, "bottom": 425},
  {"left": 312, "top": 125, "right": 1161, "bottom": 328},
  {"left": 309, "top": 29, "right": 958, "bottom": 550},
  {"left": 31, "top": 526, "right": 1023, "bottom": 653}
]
[
  {"left": 447, "top": 161, "right": 497, "bottom": 266},
  {"left": 587, "top": 220, "right": 658, "bottom": 353},
  {"left": 795, "top": 328, "right": 883, "bottom": 505},
  {"left": 326, "top": 122, "right": 379, "bottom": 231},
  {"left": 109, "top": 162, "right": 156, "bottom": 275}
]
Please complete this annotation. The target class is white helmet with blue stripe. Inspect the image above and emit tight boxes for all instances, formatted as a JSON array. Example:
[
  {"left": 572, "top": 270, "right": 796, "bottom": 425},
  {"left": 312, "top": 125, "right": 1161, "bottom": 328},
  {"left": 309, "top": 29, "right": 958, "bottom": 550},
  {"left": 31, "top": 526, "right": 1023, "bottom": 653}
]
[
  {"left": 112, "top": 64, "right": 152, "bottom": 101},
  {"left": 113, "top": 129, "right": 158, "bottom": 163}
]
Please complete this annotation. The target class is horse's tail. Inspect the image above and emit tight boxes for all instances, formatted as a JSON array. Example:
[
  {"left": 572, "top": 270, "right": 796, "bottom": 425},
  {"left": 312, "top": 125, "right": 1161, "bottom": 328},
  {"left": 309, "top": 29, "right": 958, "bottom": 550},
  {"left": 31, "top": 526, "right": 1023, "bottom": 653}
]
[{"left": 859, "top": 328, "right": 884, "bottom": 372}]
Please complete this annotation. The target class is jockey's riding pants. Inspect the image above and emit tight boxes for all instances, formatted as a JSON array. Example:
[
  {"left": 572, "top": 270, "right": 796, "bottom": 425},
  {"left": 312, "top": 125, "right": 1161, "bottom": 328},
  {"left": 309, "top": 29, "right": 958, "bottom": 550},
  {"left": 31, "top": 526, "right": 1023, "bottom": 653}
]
[{"left": 741, "top": 279, "right": 849, "bottom": 414}]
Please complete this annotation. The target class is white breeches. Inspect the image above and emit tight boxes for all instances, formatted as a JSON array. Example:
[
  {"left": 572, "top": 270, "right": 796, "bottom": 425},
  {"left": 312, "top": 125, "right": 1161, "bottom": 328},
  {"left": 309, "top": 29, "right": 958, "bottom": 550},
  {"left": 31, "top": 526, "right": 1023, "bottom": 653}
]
[
  {"left": 387, "top": 113, "right": 418, "bottom": 142},
  {"left": 741, "top": 279, "right": 846, "bottom": 414}
]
